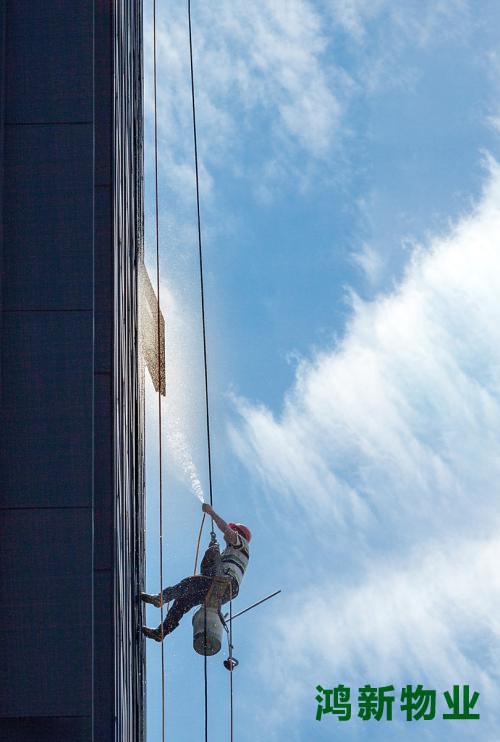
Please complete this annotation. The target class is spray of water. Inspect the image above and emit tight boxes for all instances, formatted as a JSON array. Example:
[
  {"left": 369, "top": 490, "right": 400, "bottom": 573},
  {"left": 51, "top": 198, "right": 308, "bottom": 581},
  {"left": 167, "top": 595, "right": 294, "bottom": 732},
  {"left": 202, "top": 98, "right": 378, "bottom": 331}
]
[
  {"left": 168, "top": 429, "right": 205, "bottom": 502},
  {"left": 145, "top": 263, "right": 211, "bottom": 506}
]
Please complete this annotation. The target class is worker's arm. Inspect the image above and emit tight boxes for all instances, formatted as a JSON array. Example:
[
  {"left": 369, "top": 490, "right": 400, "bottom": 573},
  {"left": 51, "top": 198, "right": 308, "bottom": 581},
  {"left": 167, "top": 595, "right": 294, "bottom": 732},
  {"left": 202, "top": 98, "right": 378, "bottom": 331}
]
[{"left": 202, "top": 503, "right": 238, "bottom": 545}]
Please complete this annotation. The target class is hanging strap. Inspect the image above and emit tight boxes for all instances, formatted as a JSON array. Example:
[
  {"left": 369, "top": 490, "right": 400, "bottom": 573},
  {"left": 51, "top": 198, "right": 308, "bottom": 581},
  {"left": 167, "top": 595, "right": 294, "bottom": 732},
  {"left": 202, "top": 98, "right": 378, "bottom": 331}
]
[{"left": 152, "top": 0, "right": 166, "bottom": 740}]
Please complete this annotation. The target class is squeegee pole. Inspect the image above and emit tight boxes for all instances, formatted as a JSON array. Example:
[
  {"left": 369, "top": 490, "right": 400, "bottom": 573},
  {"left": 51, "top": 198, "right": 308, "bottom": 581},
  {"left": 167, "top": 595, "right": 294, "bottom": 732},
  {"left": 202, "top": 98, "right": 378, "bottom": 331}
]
[{"left": 227, "top": 590, "right": 281, "bottom": 622}]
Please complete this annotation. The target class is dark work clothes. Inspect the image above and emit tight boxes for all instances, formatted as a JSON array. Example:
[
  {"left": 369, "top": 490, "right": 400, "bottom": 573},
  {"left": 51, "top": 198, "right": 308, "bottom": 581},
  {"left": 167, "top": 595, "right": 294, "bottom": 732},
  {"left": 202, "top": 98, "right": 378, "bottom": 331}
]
[{"left": 158, "top": 544, "right": 239, "bottom": 636}]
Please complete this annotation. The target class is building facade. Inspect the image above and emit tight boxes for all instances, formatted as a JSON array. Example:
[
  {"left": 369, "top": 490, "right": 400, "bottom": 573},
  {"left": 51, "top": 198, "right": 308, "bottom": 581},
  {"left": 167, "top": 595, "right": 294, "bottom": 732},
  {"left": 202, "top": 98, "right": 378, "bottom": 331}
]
[{"left": 0, "top": 2, "right": 146, "bottom": 739}]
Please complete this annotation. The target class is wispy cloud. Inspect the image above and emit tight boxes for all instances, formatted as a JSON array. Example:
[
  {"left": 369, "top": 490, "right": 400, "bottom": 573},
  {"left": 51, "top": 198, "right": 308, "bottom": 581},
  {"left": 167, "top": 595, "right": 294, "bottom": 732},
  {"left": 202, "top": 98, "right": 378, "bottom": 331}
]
[
  {"left": 324, "top": 0, "right": 473, "bottom": 96},
  {"left": 352, "top": 241, "right": 384, "bottom": 285},
  {"left": 325, "top": 0, "right": 387, "bottom": 43},
  {"left": 143, "top": 0, "right": 479, "bottom": 214},
  {"left": 231, "top": 158, "right": 500, "bottom": 550},
  {"left": 253, "top": 531, "right": 500, "bottom": 739},
  {"left": 144, "top": 0, "right": 344, "bottom": 201},
  {"left": 230, "top": 160, "right": 500, "bottom": 732},
  {"left": 327, "top": 0, "right": 471, "bottom": 46}
]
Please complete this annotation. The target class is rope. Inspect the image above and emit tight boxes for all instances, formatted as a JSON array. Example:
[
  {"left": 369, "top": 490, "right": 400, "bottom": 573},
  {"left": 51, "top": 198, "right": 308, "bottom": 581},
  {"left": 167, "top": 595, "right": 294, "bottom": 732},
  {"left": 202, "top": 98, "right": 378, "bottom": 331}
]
[
  {"left": 187, "top": 0, "right": 215, "bottom": 530},
  {"left": 187, "top": 4, "right": 211, "bottom": 733},
  {"left": 152, "top": 0, "right": 166, "bottom": 739},
  {"left": 204, "top": 612, "right": 209, "bottom": 741},
  {"left": 187, "top": 3, "right": 224, "bottom": 740},
  {"left": 229, "top": 583, "right": 234, "bottom": 742},
  {"left": 221, "top": 585, "right": 235, "bottom": 740},
  {"left": 193, "top": 513, "right": 206, "bottom": 575}
]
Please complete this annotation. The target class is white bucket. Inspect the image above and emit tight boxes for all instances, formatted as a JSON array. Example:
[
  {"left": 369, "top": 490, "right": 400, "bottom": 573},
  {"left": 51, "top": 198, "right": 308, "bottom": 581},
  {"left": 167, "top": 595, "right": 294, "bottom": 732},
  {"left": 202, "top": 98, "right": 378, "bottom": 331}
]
[{"left": 192, "top": 605, "right": 223, "bottom": 656}]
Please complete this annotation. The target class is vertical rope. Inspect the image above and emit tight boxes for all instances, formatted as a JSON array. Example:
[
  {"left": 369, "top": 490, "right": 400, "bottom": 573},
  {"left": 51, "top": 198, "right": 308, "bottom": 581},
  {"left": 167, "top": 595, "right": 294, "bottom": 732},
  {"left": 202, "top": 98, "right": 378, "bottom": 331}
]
[
  {"left": 193, "top": 514, "right": 206, "bottom": 575},
  {"left": 187, "top": 3, "right": 221, "bottom": 741},
  {"left": 204, "top": 610, "right": 209, "bottom": 742},
  {"left": 152, "top": 0, "right": 166, "bottom": 739},
  {"left": 229, "top": 584, "right": 234, "bottom": 742},
  {"left": 187, "top": 0, "right": 215, "bottom": 523}
]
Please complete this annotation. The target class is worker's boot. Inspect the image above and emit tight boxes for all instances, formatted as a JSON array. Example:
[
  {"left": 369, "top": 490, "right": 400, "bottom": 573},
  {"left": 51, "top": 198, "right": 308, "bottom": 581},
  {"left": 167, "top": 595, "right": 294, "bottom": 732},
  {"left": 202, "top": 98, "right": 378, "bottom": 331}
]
[
  {"left": 142, "top": 626, "right": 163, "bottom": 642},
  {"left": 142, "top": 617, "right": 179, "bottom": 642},
  {"left": 140, "top": 592, "right": 161, "bottom": 608},
  {"left": 140, "top": 588, "right": 175, "bottom": 608}
]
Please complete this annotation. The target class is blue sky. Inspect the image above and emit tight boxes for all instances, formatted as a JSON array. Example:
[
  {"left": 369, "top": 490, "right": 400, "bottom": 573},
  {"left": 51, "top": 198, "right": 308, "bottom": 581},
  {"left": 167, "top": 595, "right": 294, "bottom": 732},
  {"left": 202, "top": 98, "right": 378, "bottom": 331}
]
[{"left": 142, "top": 2, "right": 500, "bottom": 740}]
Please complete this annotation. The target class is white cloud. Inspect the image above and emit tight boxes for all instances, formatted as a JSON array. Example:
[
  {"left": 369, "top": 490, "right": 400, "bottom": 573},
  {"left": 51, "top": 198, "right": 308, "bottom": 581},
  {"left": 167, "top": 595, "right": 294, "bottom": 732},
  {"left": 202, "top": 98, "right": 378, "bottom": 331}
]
[
  {"left": 326, "top": 0, "right": 387, "bottom": 42},
  {"left": 324, "top": 0, "right": 472, "bottom": 96},
  {"left": 231, "top": 159, "right": 500, "bottom": 549},
  {"left": 327, "top": 0, "right": 471, "bottom": 46},
  {"left": 230, "top": 161, "right": 500, "bottom": 732},
  {"left": 143, "top": 0, "right": 344, "bottom": 201},
  {"left": 352, "top": 241, "right": 384, "bottom": 284},
  {"left": 487, "top": 112, "right": 500, "bottom": 134},
  {"left": 142, "top": 0, "right": 480, "bottom": 210},
  {"left": 254, "top": 531, "right": 500, "bottom": 737}
]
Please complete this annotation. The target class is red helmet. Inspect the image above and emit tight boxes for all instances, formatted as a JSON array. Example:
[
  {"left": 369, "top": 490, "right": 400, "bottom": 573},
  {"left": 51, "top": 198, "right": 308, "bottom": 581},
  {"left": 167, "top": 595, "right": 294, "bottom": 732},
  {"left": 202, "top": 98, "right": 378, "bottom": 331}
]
[{"left": 228, "top": 523, "right": 251, "bottom": 542}]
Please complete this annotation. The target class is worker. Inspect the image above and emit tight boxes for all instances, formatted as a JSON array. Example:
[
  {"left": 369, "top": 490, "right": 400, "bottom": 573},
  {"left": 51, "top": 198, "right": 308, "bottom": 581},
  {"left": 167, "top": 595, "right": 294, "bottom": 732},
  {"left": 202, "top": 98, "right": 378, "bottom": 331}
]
[{"left": 141, "top": 503, "right": 251, "bottom": 642}]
